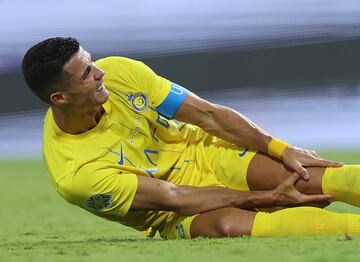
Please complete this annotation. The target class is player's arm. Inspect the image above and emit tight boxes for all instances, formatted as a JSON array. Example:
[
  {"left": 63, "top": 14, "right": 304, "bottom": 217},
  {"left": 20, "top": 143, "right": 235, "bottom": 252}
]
[
  {"left": 124, "top": 58, "right": 342, "bottom": 180},
  {"left": 130, "top": 174, "right": 332, "bottom": 215},
  {"left": 175, "top": 92, "right": 272, "bottom": 154},
  {"left": 172, "top": 92, "right": 343, "bottom": 180}
]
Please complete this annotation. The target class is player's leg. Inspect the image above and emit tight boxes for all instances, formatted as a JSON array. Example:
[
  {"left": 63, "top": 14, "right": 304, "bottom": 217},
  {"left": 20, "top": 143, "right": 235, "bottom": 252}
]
[
  {"left": 209, "top": 146, "right": 324, "bottom": 197},
  {"left": 247, "top": 152, "right": 325, "bottom": 194},
  {"left": 190, "top": 207, "right": 360, "bottom": 238},
  {"left": 247, "top": 152, "right": 360, "bottom": 207},
  {"left": 190, "top": 208, "right": 256, "bottom": 238},
  {"left": 206, "top": 141, "right": 360, "bottom": 208}
]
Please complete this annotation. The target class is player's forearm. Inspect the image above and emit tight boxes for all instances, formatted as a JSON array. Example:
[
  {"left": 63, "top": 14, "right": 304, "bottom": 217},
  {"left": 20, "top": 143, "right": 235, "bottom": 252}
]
[
  {"left": 131, "top": 176, "right": 276, "bottom": 216},
  {"left": 198, "top": 104, "right": 272, "bottom": 153},
  {"left": 170, "top": 185, "right": 275, "bottom": 216},
  {"left": 131, "top": 175, "right": 328, "bottom": 215}
]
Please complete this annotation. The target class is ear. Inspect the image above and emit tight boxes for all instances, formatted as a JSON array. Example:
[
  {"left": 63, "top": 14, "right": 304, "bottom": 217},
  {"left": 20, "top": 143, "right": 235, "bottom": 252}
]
[{"left": 50, "top": 92, "right": 68, "bottom": 106}]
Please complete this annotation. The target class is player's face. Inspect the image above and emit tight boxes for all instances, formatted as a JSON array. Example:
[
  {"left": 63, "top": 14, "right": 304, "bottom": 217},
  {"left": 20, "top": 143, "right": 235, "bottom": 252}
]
[{"left": 62, "top": 47, "right": 109, "bottom": 109}]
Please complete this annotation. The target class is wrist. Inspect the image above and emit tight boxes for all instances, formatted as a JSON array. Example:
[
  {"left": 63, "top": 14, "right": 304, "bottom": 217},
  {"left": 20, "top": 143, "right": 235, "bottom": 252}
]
[
  {"left": 268, "top": 137, "right": 290, "bottom": 159},
  {"left": 237, "top": 191, "right": 277, "bottom": 208},
  {"left": 261, "top": 190, "right": 279, "bottom": 207},
  {"left": 269, "top": 189, "right": 282, "bottom": 206}
]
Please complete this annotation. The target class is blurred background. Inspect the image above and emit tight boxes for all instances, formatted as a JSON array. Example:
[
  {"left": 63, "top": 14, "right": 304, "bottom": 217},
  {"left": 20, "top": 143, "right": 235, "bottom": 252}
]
[{"left": 1, "top": 0, "right": 360, "bottom": 159}]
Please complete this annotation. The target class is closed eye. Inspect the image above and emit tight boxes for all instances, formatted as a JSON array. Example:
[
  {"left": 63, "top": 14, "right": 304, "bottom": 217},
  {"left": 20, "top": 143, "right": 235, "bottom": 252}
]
[{"left": 82, "top": 65, "right": 91, "bottom": 80}]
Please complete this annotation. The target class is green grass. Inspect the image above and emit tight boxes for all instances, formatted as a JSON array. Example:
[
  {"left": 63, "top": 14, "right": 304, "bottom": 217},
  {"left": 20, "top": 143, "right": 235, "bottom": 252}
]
[{"left": 1, "top": 151, "right": 360, "bottom": 262}]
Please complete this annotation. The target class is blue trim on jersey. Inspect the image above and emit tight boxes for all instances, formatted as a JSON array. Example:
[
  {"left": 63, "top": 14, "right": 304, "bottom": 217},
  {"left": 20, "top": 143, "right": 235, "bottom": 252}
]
[{"left": 156, "top": 82, "right": 189, "bottom": 120}]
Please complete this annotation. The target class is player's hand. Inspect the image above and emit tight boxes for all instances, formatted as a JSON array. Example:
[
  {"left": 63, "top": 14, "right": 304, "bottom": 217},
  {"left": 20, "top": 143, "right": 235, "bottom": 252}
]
[
  {"left": 272, "top": 173, "right": 333, "bottom": 207},
  {"left": 281, "top": 146, "right": 343, "bottom": 181}
]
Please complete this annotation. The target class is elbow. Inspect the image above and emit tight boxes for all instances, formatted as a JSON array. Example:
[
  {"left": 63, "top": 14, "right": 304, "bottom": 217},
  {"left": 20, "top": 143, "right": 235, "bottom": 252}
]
[{"left": 195, "top": 105, "right": 219, "bottom": 132}]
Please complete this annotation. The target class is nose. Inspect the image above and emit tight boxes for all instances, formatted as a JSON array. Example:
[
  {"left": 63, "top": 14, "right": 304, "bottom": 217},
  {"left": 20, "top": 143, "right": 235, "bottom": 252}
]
[{"left": 94, "top": 66, "right": 105, "bottom": 81}]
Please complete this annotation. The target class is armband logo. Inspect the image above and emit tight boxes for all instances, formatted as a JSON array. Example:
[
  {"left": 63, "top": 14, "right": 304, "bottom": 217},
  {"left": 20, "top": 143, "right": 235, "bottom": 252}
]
[
  {"left": 87, "top": 194, "right": 112, "bottom": 211},
  {"left": 130, "top": 93, "right": 148, "bottom": 112}
]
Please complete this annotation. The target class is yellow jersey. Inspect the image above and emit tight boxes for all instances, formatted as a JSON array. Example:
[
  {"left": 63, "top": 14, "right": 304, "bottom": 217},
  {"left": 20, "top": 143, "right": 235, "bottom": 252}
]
[{"left": 43, "top": 56, "right": 218, "bottom": 233}]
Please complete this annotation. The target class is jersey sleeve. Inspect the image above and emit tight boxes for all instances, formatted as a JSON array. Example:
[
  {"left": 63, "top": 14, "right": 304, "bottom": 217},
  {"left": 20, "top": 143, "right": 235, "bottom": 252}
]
[
  {"left": 95, "top": 57, "right": 189, "bottom": 119},
  {"left": 57, "top": 163, "right": 138, "bottom": 217},
  {"left": 155, "top": 82, "right": 189, "bottom": 119}
]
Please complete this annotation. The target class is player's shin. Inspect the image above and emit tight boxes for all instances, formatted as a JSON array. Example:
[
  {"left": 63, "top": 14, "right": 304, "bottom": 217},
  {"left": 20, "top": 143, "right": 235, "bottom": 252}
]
[
  {"left": 251, "top": 207, "right": 360, "bottom": 237},
  {"left": 322, "top": 165, "right": 360, "bottom": 207}
]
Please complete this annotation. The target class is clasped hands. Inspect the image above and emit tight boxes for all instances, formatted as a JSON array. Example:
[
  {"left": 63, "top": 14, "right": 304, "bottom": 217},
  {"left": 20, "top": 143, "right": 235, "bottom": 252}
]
[{"left": 270, "top": 146, "right": 343, "bottom": 207}]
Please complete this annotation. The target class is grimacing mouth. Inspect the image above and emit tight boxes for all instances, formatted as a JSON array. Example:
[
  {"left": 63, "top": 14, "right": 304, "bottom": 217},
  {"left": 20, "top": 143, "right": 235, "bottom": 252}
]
[{"left": 96, "top": 81, "right": 104, "bottom": 92}]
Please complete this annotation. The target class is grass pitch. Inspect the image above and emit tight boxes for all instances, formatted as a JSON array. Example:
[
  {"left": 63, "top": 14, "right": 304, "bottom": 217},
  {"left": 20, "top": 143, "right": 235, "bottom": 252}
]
[{"left": 1, "top": 151, "right": 360, "bottom": 262}]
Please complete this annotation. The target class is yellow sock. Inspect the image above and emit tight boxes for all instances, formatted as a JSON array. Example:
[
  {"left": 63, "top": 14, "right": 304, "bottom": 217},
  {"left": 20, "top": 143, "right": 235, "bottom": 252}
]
[
  {"left": 322, "top": 165, "right": 360, "bottom": 207},
  {"left": 251, "top": 207, "right": 360, "bottom": 237}
]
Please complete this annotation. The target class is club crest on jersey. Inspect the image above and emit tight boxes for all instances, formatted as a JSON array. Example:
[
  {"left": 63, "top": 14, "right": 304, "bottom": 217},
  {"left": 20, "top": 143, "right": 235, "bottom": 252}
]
[
  {"left": 87, "top": 194, "right": 112, "bottom": 211},
  {"left": 130, "top": 93, "right": 148, "bottom": 112}
]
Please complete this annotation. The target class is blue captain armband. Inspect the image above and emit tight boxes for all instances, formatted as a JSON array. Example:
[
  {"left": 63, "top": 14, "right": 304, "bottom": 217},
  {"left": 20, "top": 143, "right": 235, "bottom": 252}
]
[{"left": 156, "top": 82, "right": 189, "bottom": 119}]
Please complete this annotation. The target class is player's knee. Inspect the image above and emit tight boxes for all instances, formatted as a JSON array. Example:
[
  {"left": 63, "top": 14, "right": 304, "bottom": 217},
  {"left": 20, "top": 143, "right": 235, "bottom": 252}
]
[
  {"left": 295, "top": 167, "right": 326, "bottom": 195},
  {"left": 216, "top": 216, "right": 251, "bottom": 237}
]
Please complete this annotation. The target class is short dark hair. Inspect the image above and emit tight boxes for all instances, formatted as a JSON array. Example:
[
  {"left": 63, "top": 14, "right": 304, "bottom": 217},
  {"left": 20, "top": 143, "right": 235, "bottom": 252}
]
[{"left": 21, "top": 37, "right": 80, "bottom": 104}]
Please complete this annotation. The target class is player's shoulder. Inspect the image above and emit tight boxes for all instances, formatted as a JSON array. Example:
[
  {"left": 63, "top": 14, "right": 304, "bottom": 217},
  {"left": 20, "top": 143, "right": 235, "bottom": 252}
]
[
  {"left": 95, "top": 56, "right": 155, "bottom": 86},
  {"left": 95, "top": 56, "right": 143, "bottom": 71}
]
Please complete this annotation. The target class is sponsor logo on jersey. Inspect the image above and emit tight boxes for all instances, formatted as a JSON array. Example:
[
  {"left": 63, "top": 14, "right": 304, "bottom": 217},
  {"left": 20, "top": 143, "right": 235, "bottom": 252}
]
[
  {"left": 130, "top": 93, "right": 148, "bottom": 112},
  {"left": 87, "top": 194, "right": 112, "bottom": 211}
]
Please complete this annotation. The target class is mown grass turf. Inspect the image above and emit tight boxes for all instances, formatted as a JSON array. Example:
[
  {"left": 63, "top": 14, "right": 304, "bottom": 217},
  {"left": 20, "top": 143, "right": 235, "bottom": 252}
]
[{"left": 1, "top": 151, "right": 360, "bottom": 262}]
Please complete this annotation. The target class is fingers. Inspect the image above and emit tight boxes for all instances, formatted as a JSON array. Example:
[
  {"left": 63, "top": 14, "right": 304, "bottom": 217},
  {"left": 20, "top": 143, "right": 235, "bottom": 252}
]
[
  {"left": 310, "top": 150, "right": 321, "bottom": 158},
  {"left": 301, "top": 194, "right": 333, "bottom": 204},
  {"left": 307, "top": 158, "right": 344, "bottom": 167},
  {"left": 282, "top": 147, "right": 344, "bottom": 182},
  {"left": 290, "top": 161, "right": 310, "bottom": 181},
  {"left": 309, "top": 151, "right": 323, "bottom": 160},
  {"left": 301, "top": 148, "right": 343, "bottom": 167},
  {"left": 286, "top": 172, "right": 301, "bottom": 184}
]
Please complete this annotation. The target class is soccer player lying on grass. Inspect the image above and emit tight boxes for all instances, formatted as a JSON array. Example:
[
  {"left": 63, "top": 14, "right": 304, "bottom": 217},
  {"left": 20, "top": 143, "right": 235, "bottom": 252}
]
[{"left": 21, "top": 37, "right": 360, "bottom": 239}]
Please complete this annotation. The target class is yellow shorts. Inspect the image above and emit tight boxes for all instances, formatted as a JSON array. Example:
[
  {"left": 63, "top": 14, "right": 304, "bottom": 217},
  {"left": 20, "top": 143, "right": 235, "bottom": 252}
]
[
  {"left": 206, "top": 140, "right": 257, "bottom": 191},
  {"left": 159, "top": 140, "right": 257, "bottom": 239}
]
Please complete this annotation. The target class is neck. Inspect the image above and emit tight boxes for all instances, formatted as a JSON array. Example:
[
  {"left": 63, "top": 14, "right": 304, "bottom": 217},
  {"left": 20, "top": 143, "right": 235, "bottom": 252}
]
[{"left": 51, "top": 106, "right": 104, "bottom": 134}]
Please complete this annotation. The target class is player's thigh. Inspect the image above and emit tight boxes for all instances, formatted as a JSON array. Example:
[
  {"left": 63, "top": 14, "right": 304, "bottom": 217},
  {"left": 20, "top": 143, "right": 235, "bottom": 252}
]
[
  {"left": 207, "top": 143, "right": 257, "bottom": 191},
  {"left": 190, "top": 207, "right": 257, "bottom": 238},
  {"left": 247, "top": 152, "right": 326, "bottom": 195}
]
